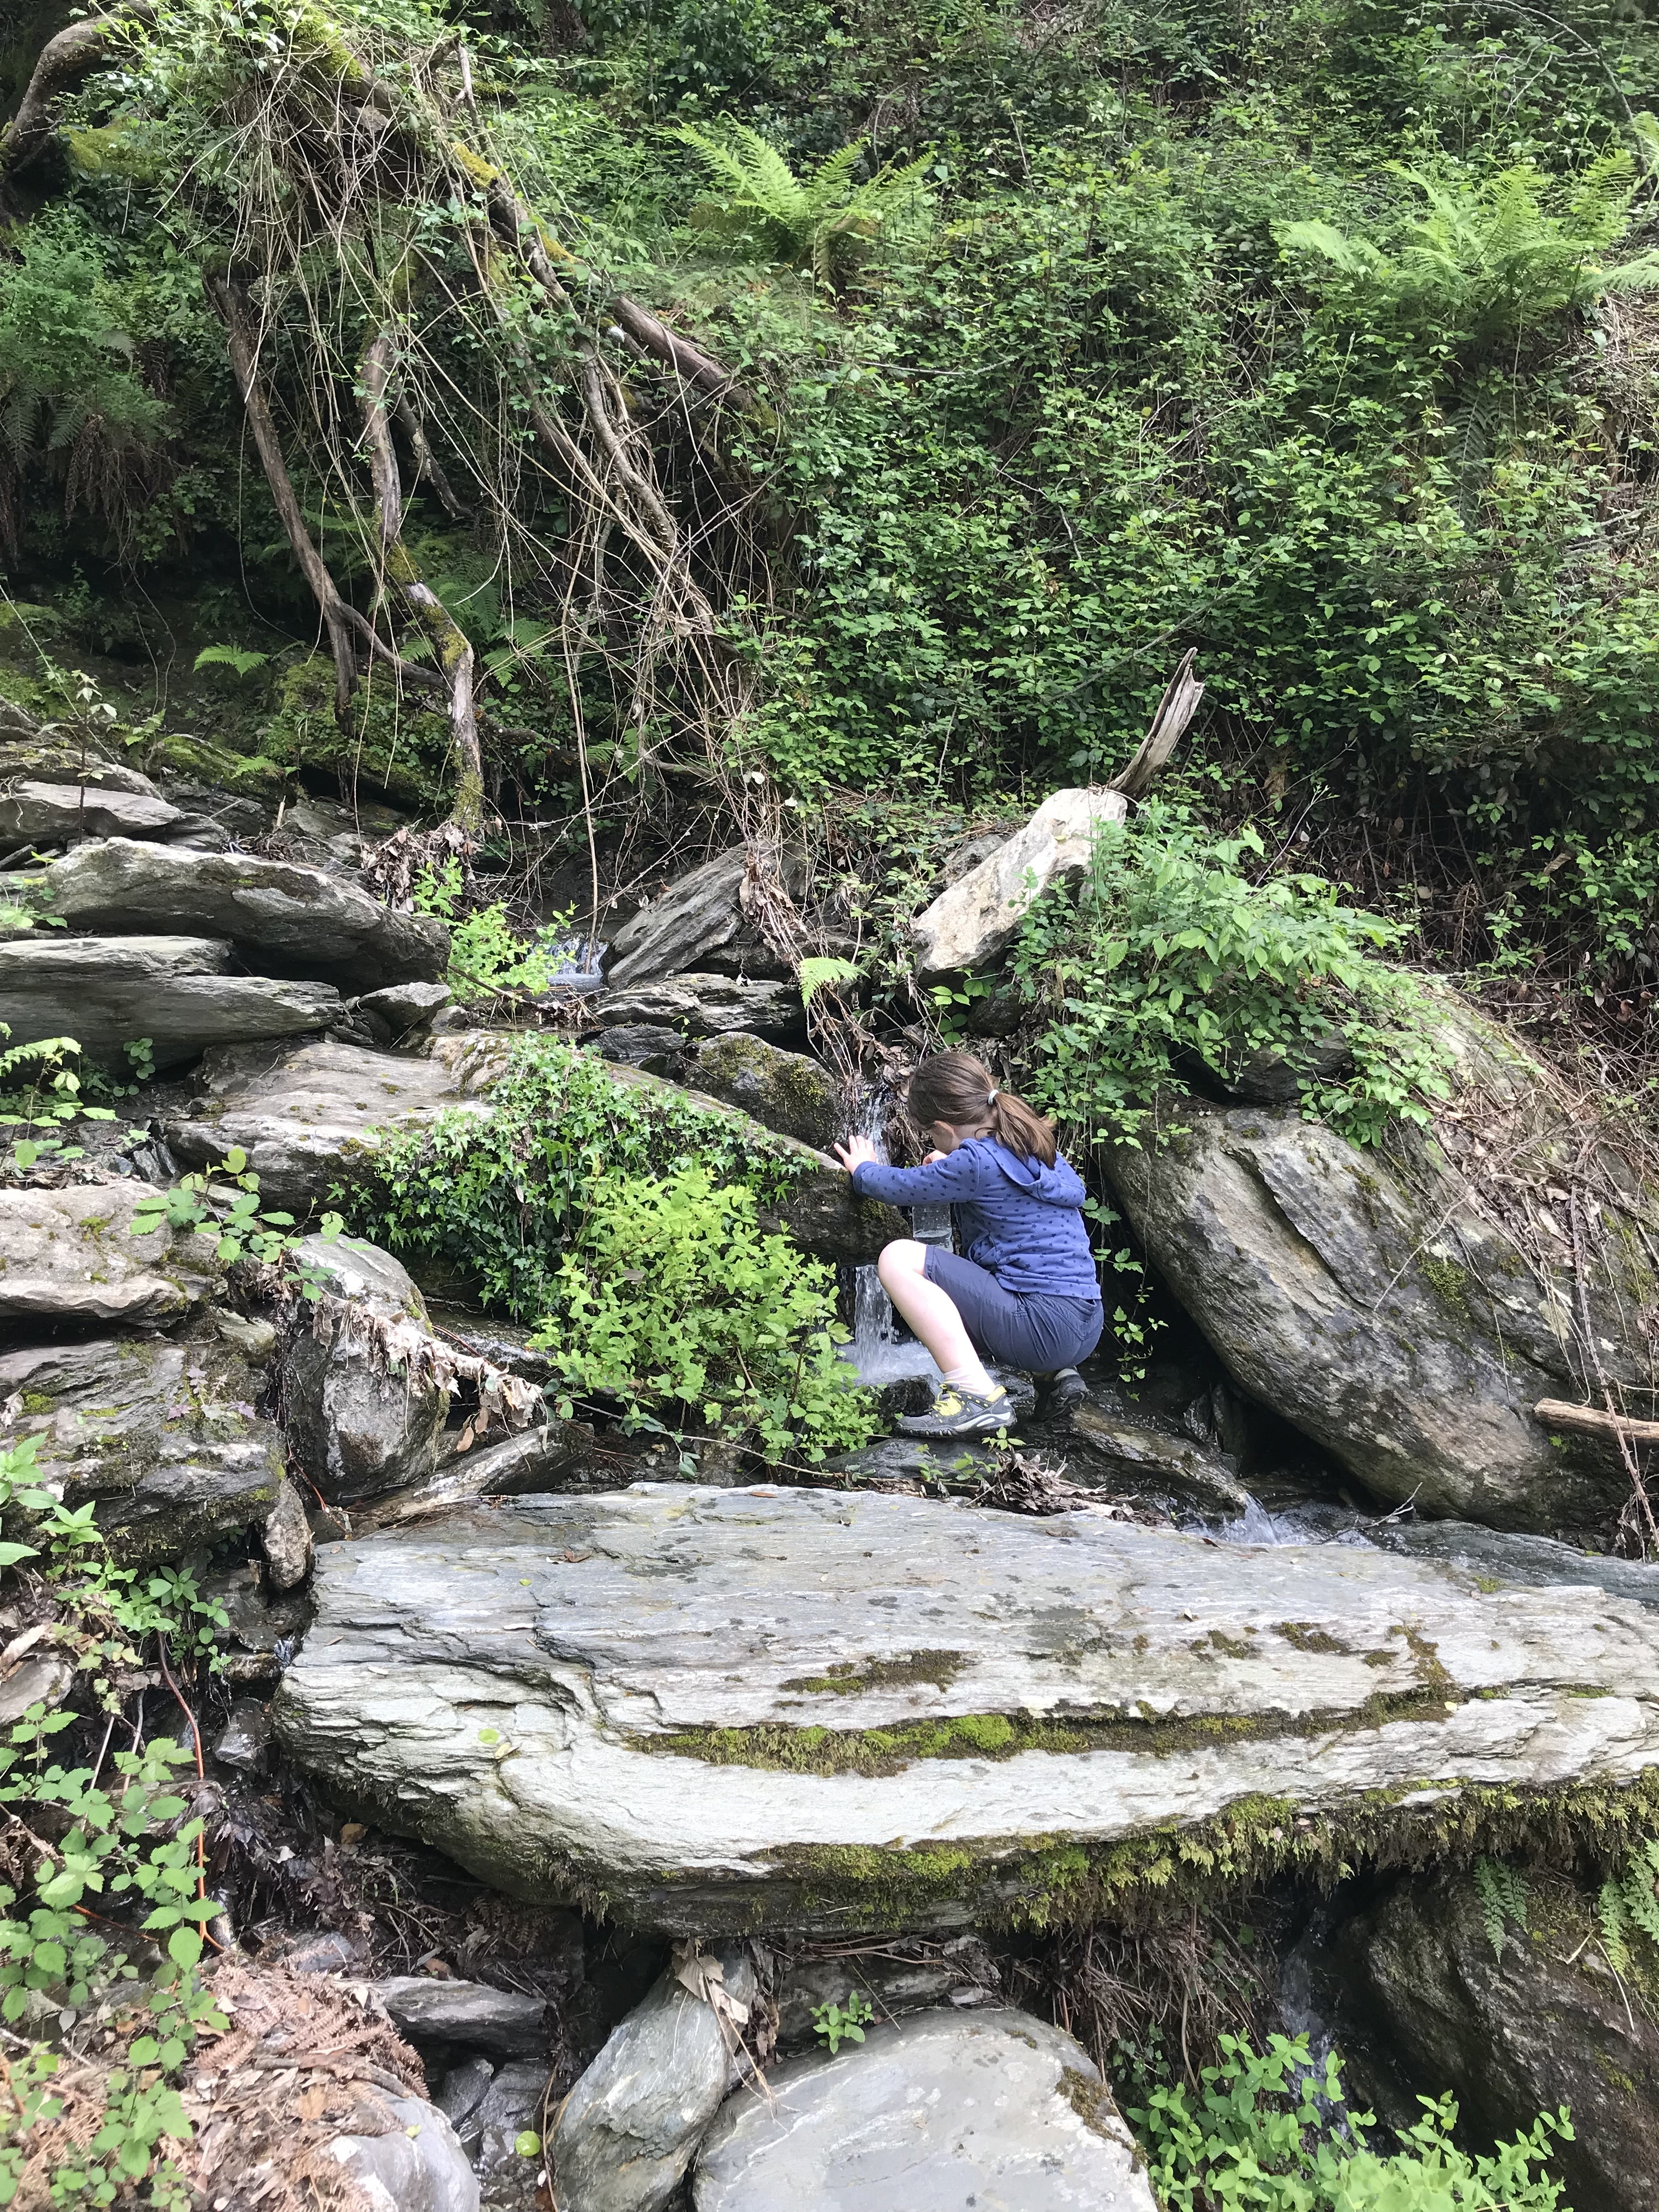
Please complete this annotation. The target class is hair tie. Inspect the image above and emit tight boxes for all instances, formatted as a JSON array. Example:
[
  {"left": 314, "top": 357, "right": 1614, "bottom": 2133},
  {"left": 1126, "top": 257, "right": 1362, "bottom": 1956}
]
[{"left": 986, "top": 1089, "right": 999, "bottom": 1105}]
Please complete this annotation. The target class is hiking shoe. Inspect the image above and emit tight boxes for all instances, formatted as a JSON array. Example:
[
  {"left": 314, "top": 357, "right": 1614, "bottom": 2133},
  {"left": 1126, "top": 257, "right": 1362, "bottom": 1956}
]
[
  {"left": 1039, "top": 1367, "right": 1090, "bottom": 1419},
  {"left": 898, "top": 1384, "right": 1013, "bottom": 1437}
]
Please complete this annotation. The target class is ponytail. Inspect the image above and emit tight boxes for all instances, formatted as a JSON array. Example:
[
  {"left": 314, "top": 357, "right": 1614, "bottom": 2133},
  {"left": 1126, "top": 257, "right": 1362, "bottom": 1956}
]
[{"left": 906, "top": 1049, "right": 1058, "bottom": 1167}]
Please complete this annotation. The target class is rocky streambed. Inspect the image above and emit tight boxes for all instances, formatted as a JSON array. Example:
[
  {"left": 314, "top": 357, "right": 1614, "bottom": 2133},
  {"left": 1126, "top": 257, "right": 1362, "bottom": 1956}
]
[{"left": 4, "top": 744, "right": 1659, "bottom": 2209}]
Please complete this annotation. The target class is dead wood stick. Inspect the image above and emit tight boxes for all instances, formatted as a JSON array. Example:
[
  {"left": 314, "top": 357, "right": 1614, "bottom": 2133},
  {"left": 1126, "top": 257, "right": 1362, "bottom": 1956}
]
[{"left": 1534, "top": 1398, "right": 1659, "bottom": 1446}]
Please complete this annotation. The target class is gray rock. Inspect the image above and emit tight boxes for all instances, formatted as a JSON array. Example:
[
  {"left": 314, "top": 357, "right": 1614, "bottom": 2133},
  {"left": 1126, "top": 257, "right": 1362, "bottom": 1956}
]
[
  {"left": 274, "top": 1483, "right": 1659, "bottom": 1934},
  {"left": 464, "top": 2059, "right": 549, "bottom": 2212},
  {"left": 16, "top": 837, "right": 448, "bottom": 990},
  {"left": 774, "top": 1942, "right": 1000, "bottom": 2051},
  {"left": 375, "top": 1976, "right": 548, "bottom": 2059},
  {"left": 553, "top": 1949, "right": 755, "bottom": 2212},
  {"left": 213, "top": 1309, "right": 279, "bottom": 1363},
  {"left": 1102, "top": 1020, "right": 1657, "bottom": 1531},
  {"left": 592, "top": 1023, "right": 686, "bottom": 1071},
  {"left": 163, "top": 1035, "right": 506, "bottom": 1211},
  {"left": 1336, "top": 1869, "right": 1656, "bottom": 2212},
  {"left": 605, "top": 849, "right": 748, "bottom": 988},
  {"left": 1221, "top": 1031, "right": 1354, "bottom": 1104},
  {"left": 203, "top": 1561, "right": 311, "bottom": 1660},
  {"left": 0, "top": 1329, "right": 284, "bottom": 1561},
  {"left": 0, "top": 1652, "right": 76, "bottom": 1727},
  {"left": 0, "top": 778, "right": 184, "bottom": 847},
  {"left": 0, "top": 932, "right": 341, "bottom": 1069},
  {"left": 692, "top": 2008, "right": 1154, "bottom": 2211},
  {"left": 911, "top": 789, "right": 1126, "bottom": 982},
  {"left": 593, "top": 975, "right": 803, "bottom": 1043},
  {"left": 1370, "top": 1518, "right": 1659, "bottom": 1609},
  {"left": 0, "top": 737, "right": 158, "bottom": 798},
  {"left": 0, "top": 1180, "right": 227, "bottom": 1324},
  {"left": 284, "top": 1236, "right": 448, "bottom": 1504},
  {"left": 356, "top": 980, "right": 454, "bottom": 1040},
  {"left": 213, "top": 1697, "right": 273, "bottom": 1771},
  {"left": 327, "top": 2092, "right": 480, "bottom": 2212},
  {"left": 1064, "top": 1401, "right": 1250, "bottom": 1514},
  {"left": 262, "top": 1476, "right": 314, "bottom": 1589},
  {"left": 279, "top": 1929, "right": 363, "bottom": 1974},
  {"left": 363, "top": 1425, "right": 589, "bottom": 1527},
  {"left": 673, "top": 1035, "right": 840, "bottom": 1152},
  {"left": 435, "top": 2057, "right": 496, "bottom": 2131}
]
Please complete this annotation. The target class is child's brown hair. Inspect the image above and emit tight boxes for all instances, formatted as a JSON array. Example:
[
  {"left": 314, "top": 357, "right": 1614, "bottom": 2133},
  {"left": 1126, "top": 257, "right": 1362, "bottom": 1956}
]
[{"left": 906, "top": 1049, "right": 1058, "bottom": 1167}]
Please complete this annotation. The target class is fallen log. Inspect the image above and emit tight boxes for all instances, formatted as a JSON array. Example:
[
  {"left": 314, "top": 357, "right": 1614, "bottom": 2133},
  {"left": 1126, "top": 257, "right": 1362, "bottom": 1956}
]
[{"left": 1534, "top": 1397, "right": 1659, "bottom": 1446}]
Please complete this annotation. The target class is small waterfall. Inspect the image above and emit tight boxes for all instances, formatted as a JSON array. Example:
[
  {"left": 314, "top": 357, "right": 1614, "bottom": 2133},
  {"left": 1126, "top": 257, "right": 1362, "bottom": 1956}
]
[{"left": 844, "top": 1087, "right": 950, "bottom": 1388}]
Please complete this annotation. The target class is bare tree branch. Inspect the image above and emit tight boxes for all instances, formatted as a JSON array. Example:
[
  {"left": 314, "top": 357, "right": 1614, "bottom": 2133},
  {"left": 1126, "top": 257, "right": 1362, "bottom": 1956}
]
[{"left": 360, "top": 328, "right": 485, "bottom": 828}]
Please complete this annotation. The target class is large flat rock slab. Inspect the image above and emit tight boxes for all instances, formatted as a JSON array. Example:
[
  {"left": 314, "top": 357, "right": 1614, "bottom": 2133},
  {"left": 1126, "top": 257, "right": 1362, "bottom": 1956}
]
[
  {"left": 911, "top": 788, "right": 1125, "bottom": 981},
  {"left": 692, "top": 2008, "right": 1154, "bottom": 2211},
  {"left": 0, "top": 934, "right": 340, "bottom": 1068},
  {"left": 273, "top": 1485, "right": 1659, "bottom": 1934},
  {"left": 16, "top": 838, "right": 447, "bottom": 990}
]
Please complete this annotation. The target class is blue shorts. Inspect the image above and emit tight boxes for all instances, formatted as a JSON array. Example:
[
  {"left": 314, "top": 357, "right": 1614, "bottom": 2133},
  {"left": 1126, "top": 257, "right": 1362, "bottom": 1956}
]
[{"left": 923, "top": 1246, "right": 1103, "bottom": 1374}]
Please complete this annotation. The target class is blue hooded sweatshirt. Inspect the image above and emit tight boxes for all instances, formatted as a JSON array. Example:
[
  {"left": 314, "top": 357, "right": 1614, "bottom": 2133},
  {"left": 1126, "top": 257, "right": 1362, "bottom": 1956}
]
[{"left": 850, "top": 1138, "right": 1101, "bottom": 1301}]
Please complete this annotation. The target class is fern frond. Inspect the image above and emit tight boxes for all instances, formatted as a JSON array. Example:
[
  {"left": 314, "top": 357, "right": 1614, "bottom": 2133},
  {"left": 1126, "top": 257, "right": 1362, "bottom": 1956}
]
[
  {"left": 1594, "top": 252, "right": 1659, "bottom": 297},
  {"left": 1474, "top": 1858, "right": 1512, "bottom": 1959},
  {"left": 1274, "top": 220, "right": 1381, "bottom": 278},
  {"left": 1600, "top": 1879, "right": 1632, "bottom": 1975}
]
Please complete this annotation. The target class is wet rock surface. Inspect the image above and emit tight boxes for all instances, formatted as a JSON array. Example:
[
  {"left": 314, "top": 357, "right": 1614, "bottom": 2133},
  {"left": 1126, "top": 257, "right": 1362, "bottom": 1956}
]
[
  {"left": 691, "top": 2008, "right": 1155, "bottom": 2211},
  {"left": 0, "top": 1327, "right": 284, "bottom": 1560},
  {"left": 275, "top": 1483, "right": 1659, "bottom": 1933},
  {"left": 0, "top": 931, "right": 341, "bottom": 1066}
]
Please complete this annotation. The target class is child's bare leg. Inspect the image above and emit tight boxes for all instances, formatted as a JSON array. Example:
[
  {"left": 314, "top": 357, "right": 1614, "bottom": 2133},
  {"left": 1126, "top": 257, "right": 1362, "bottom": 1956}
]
[{"left": 877, "top": 1241, "right": 995, "bottom": 1393}]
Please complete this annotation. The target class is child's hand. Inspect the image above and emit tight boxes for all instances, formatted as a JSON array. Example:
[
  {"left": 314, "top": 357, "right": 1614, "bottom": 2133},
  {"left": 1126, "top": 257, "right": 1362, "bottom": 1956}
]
[
  {"left": 833, "top": 1134, "right": 881, "bottom": 1172},
  {"left": 922, "top": 1149, "right": 946, "bottom": 1165}
]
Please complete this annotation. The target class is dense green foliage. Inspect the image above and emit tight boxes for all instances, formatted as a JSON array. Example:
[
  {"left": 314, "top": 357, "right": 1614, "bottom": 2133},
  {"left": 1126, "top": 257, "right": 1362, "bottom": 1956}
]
[
  {"left": 1012, "top": 808, "right": 1453, "bottom": 1146},
  {"left": 0, "top": 1431, "right": 230, "bottom": 2208},
  {"left": 1133, "top": 2031, "right": 1572, "bottom": 2210},
  {"left": 7, "top": 0, "right": 1659, "bottom": 978},
  {"left": 348, "top": 1036, "right": 872, "bottom": 1455},
  {"left": 532, "top": 1163, "right": 876, "bottom": 1459}
]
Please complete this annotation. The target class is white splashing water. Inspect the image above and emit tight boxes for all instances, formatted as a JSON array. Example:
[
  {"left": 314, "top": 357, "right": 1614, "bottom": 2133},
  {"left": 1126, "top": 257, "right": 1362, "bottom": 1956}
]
[{"left": 842, "top": 1088, "right": 947, "bottom": 1388}]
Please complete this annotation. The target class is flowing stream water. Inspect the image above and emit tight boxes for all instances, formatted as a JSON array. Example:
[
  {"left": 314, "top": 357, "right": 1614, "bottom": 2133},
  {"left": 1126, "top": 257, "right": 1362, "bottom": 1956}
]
[{"left": 842, "top": 1087, "right": 953, "bottom": 1387}]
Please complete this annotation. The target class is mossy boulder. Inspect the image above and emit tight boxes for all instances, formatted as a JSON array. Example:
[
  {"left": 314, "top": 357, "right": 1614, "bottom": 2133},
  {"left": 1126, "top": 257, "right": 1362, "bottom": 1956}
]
[
  {"left": 676, "top": 1033, "right": 842, "bottom": 1152},
  {"left": 274, "top": 1483, "right": 1659, "bottom": 1935},
  {"left": 0, "top": 1319, "right": 284, "bottom": 1562},
  {"left": 1333, "top": 1866, "right": 1659, "bottom": 2212}
]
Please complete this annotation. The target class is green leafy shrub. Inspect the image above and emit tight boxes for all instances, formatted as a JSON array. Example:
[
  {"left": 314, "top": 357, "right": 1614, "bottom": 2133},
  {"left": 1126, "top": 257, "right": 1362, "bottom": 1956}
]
[
  {"left": 1135, "top": 2031, "right": 1572, "bottom": 2211},
  {"left": 351, "top": 1034, "right": 815, "bottom": 1317},
  {"left": 414, "top": 860, "right": 580, "bottom": 1002},
  {"left": 0, "top": 1427, "right": 229, "bottom": 2206},
  {"left": 533, "top": 1164, "right": 875, "bottom": 1460},
  {"left": 1011, "top": 810, "right": 1453, "bottom": 1149}
]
